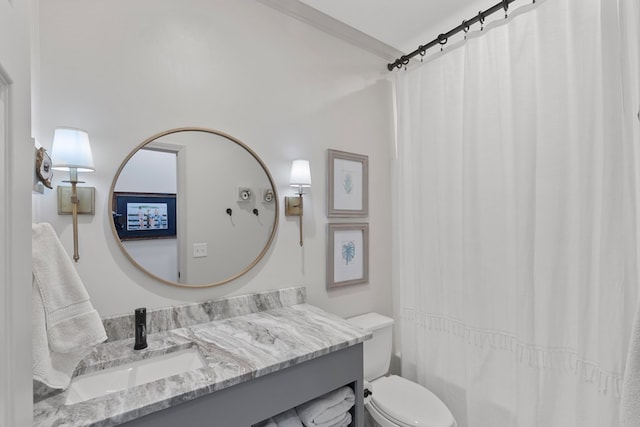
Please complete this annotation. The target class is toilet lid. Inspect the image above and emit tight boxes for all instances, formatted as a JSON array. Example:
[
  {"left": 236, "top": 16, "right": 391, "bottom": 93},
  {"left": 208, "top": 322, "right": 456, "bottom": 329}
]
[{"left": 370, "top": 375, "right": 454, "bottom": 427}]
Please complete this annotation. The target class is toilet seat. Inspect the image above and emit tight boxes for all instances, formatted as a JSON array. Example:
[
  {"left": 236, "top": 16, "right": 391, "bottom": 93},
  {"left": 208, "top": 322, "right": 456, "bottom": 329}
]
[{"left": 368, "top": 375, "right": 455, "bottom": 427}]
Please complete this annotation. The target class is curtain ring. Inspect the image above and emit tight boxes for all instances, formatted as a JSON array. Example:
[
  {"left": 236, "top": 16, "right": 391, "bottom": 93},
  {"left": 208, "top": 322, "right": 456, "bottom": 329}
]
[
  {"left": 502, "top": 0, "right": 509, "bottom": 18},
  {"left": 462, "top": 19, "right": 470, "bottom": 39},
  {"left": 478, "top": 11, "right": 485, "bottom": 30},
  {"left": 401, "top": 55, "right": 410, "bottom": 70},
  {"left": 419, "top": 46, "right": 426, "bottom": 62},
  {"left": 437, "top": 34, "right": 448, "bottom": 52}
]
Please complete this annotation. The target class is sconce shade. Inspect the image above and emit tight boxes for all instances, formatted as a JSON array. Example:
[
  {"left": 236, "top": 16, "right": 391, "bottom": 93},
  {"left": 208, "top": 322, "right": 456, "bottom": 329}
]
[
  {"left": 289, "top": 159, "right": 311, "bottom": 188},
  {"left": 51, "top": 128, "right": 95, "bottom": 172}
]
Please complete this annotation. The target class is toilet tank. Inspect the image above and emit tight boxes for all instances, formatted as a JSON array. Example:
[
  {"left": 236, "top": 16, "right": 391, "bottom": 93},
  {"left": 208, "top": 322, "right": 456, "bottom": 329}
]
[{"left": 347, "top": 313, "right": 394, "bottom": 381}]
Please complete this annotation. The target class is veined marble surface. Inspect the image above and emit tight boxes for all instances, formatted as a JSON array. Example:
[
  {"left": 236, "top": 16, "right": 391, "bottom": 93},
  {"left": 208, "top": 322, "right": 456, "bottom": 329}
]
[
  {"left": 33, "top": 301, "right": 370, "bottom": 427},
  {"left": 102, "top": 286, "right": 306, "bottom": 341}
]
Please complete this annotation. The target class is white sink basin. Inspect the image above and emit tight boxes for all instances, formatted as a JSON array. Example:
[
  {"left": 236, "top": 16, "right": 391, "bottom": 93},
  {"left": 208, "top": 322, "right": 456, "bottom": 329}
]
[{"left": 65, "top": 347, "right": 206, "bottom": 405}]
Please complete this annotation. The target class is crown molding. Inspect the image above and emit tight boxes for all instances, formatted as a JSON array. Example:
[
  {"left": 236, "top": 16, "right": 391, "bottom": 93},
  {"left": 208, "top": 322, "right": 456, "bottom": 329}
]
[{"left": 256, "top": 0, "right": 403, "bottom": 63}]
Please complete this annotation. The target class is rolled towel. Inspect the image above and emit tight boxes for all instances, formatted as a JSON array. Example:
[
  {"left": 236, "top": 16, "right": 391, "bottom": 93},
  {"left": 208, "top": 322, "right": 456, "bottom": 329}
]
[
  {"left": 253, "top": 418, "right": 277, "bottom": 427},
  {"left": 332, "top": 412, "right": 351, "bottom": 427},
  {"left": 297, "top": 411, "right": 351, "bottom": 427},
  {"left": 273, "top": 408, "right": 303, "bottom": 427},
  {"left": 32, "top": 223, "right": 107, "bottom": 389},
  {"left": 296, "top": 386, "right": 355, "bottom": 427}
]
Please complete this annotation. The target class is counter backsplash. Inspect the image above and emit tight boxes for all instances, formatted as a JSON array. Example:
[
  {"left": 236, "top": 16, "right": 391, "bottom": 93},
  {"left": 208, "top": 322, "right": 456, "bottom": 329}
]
[{"left": 102, "top": 286, "right": 306, "bottom": 341}]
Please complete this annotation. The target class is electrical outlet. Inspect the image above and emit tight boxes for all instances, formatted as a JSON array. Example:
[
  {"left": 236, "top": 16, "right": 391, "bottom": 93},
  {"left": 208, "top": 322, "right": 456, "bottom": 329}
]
[
  {"left": 237, "top": 187, "right": 252, "bottom": 202},
  {"left": 193, "top": 243, "right": 208, "bottom": 258}
]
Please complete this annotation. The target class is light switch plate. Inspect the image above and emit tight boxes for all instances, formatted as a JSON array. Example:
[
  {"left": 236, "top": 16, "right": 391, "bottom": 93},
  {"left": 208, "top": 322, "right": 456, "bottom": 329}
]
[
  {"left": 57, "top": 186, "right": 95, "bottom": 215},
  {"left": 193, "top": 243, "right": 208, "bottom": 258}
]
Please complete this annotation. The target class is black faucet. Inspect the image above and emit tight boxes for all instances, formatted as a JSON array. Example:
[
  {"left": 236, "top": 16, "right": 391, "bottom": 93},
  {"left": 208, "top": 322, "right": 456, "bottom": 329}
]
[{"left": 134, "top": 307, "right": 148, "bottom": 350}]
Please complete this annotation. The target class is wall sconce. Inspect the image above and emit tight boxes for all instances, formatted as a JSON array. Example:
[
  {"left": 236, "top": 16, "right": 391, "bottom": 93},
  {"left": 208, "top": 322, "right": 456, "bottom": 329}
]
[
  {"left": 285, "top": 159, "right": 311, "bottom": 246},
  {"left": 51, "top": 127, "right": 95, "bottom": 262}
]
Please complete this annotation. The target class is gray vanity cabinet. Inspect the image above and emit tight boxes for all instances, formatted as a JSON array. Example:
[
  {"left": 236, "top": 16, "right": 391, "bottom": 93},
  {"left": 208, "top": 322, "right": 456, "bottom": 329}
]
[{"left": 121, "top": 344, "right": 364, "bottom": 427}]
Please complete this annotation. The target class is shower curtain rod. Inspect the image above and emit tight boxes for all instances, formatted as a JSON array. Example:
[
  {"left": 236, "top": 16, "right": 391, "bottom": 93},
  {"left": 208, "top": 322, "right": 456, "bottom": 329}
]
[{"left": 387, "top": 0, "right": 521, "bottom": 71}]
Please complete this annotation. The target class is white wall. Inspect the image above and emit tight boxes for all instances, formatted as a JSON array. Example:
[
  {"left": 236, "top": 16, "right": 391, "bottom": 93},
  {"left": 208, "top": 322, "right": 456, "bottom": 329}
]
[
  {"left": 115, "top": 148, "right": 177, "bottom": 194},
  {"left": 0, "top": 0, "right": 34, "bottom": 424},
  {"left": 32, "top": 0, "right": 395, "bottom": 320},
  {"left": 156, "top": 130, "right": 279, "bottom": 285},
  {"left": 122, "top": 239, "right": 179, "bottom": 284}
]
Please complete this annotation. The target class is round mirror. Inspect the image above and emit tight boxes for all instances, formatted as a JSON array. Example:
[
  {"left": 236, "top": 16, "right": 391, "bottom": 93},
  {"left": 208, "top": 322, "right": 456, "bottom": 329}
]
[{"left": 109, "top": 127, "right": 278, "bottom": 287}]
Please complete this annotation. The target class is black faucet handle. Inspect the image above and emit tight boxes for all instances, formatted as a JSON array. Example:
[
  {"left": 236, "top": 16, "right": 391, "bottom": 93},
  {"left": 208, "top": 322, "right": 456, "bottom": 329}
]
[{"left": 134, "top": 307, "right": 148, "bottom": 350}]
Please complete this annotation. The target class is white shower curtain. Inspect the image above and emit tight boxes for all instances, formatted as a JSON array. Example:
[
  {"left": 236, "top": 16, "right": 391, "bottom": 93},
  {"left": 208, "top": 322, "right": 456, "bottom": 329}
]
[{"left": 394, "top": 0, "right": 640, "bottom": 426}]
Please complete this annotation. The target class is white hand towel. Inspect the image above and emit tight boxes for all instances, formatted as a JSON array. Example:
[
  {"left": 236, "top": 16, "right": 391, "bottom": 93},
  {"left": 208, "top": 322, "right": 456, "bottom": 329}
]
[
  {"left": 32, "top": 223, "right": 107, "bottom": 389},
  {"left": 296, "top": 386, "right": 355, "bottom": 427},
  {"left": 621, "top": 305, "right": 640, "bottom": 426},
  {"left": 273, "top": 408, "right": 303, "bottom": 427}
]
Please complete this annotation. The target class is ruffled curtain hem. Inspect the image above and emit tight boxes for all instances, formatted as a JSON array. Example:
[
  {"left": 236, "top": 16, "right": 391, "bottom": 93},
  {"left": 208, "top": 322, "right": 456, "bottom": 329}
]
[{"left": 401, "top": 307, "right": 623, "bottom": 397}]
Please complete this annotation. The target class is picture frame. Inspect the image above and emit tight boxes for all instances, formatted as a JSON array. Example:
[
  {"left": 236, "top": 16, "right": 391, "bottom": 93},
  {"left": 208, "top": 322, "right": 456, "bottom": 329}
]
[
  {"left": 112, "top": 192, "right": 177, "bottom": 240},
  {"left": 327, "top": 223, "right": 369, "bottom": 288},
  {"left": 328, "top": 149, "right": 369, "bottom": 217}
]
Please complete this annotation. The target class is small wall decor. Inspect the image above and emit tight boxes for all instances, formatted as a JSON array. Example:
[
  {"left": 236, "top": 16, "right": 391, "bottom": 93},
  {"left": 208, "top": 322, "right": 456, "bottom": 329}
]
[
  {"left": 327, "top": 223, "right": 369, "bottom": 288},
  {"left": 112, "top": 192, "right": 177, "bottom": 240},
  {"left": 34, "top": 147, "right": 54, "bottom": 190},
  {"left": 328, "top": 149, "right": 368, "bottom": 217}
]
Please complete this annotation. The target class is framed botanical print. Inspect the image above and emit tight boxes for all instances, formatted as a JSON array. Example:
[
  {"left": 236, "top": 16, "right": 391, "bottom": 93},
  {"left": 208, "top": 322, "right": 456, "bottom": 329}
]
[
  {"left": 328, "top": 149, "right": 368, "bottom": 217},
  {"left": 327, "top": 223, "right": 369, "bottom": 288}
]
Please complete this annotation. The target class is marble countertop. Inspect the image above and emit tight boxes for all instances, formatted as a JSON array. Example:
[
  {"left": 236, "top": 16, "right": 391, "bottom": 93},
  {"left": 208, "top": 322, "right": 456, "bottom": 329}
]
[{"left": 33, "top": 303, "right": 370, "bottom": 427}]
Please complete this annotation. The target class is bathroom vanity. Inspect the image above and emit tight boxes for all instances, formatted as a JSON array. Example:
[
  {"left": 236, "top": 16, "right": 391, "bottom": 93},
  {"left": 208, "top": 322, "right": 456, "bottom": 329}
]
[{"left": 33, "top": 287, "right": 370, "bottom": 427}]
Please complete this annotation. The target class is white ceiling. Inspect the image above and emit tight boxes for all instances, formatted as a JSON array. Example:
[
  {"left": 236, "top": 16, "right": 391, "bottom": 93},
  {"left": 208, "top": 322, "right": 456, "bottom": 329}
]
[
  {"left": 300, "top": 0, "right": 499, "bottom": 53},
  {"left": 297, "top": 0, "right": 485, "bottom": 52},
  {"left": 258, "top": 0, "right": 499, "bottom": 63}
]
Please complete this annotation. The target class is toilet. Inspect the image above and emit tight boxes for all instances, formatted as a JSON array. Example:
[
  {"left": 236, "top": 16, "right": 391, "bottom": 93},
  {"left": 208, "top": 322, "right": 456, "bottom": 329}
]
[{"left": 348, "top": 313, "right": 456, "bottom": 427}]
